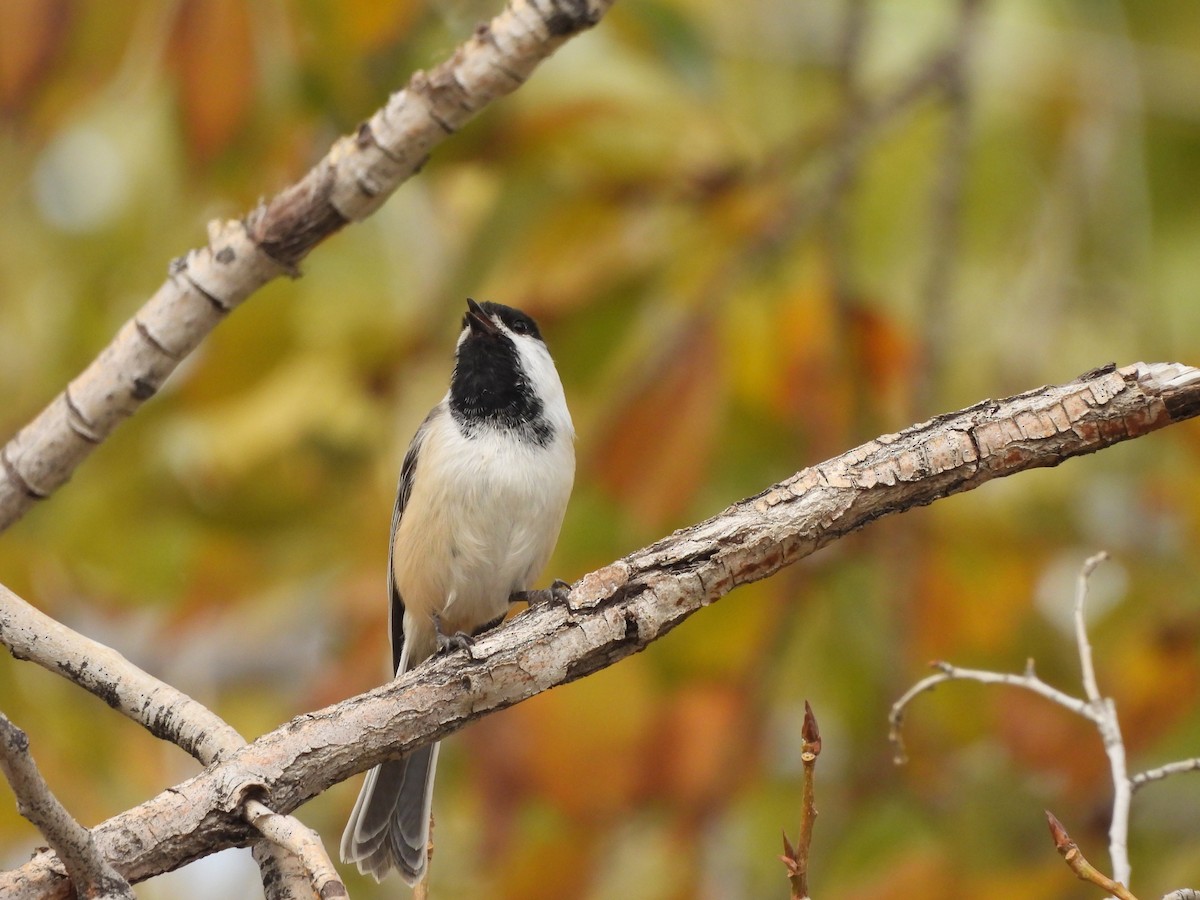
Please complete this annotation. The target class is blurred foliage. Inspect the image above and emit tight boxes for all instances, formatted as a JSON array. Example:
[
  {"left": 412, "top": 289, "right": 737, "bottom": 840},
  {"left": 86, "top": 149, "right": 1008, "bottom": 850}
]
[{"left": 2, "top": 0, "right": 1200, "bottom": 898}]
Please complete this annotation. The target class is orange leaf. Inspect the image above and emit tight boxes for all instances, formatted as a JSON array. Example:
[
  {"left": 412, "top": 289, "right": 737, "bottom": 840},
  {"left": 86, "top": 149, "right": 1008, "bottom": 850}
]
[
  {"left": 0, "top": 0, "right": 73, "bottom": 117},
  {"left": 170, "top": 0, "right": 256, "bottom": 162},
  {"left": 590, "top": 314, "right": 721, "bottom": 528}
]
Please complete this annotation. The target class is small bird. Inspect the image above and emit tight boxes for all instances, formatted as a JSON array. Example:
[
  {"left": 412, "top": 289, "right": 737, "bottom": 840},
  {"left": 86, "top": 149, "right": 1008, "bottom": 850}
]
[{"left": 340, "top": 298, "right": 575, "bottom": 885}]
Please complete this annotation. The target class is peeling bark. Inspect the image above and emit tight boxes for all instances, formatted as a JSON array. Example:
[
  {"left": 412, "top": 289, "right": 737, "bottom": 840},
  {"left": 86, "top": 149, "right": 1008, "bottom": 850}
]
[{"left": 3, "top": 360, "right": 1197, "bottom": 898}]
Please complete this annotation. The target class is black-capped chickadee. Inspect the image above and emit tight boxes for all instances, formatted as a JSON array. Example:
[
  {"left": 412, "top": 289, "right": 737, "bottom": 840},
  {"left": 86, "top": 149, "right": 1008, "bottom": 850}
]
[{"left": 340, "top": 299, "right": 575, "bottom": 884}]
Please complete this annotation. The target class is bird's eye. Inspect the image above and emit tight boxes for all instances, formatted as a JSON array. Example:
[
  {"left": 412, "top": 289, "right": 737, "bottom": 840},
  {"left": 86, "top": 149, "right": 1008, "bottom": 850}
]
[{"left": 510, "top": 320, "right": 529, "bottom": 335}]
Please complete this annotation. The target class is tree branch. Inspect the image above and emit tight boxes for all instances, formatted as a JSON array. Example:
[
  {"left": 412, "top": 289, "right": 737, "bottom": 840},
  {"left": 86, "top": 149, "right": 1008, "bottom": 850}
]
[
  {"left": 1131, "top": 758, "right": 1200, "bottom": 792},
  {"left": 0, "top": 0, "right": 613, "bottom": 534},
  {"left": 0, "top": 584, "right": 243, "bottom": 763},
  {"left": 0, "top": 713, "right": 133, "bottom": 900},
  {"left": 3, "top": 360, "right": 1198, "bottom": 896},
  {"left": 0, "top": 584, "right": 344, "bottom": 898},
  {"left": 781, "top": 701, "right": 822, "bottom": 900},
  {"left": 1045, "top": 811, "right": 1138, "bottom": 900},
  {"left": 890, "top": 552, "right": 1137, "bottom": 886}
]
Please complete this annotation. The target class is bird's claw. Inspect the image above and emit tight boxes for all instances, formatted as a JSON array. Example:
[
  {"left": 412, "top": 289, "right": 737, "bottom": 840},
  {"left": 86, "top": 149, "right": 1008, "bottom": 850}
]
[
  {"left": 548, "top": 579, "right": 572, "bottom": 604},
  {"left": 510, "top": 579, "right": 573, "bottom": 608},
  {"left": 432, "top": 613, "right": 474, "bottom": 654}
]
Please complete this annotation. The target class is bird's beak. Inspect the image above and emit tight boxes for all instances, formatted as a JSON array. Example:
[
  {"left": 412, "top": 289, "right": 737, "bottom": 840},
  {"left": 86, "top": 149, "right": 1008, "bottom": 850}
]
[{"left": 466, "top": 298, "right": 499, "bottom": 335}]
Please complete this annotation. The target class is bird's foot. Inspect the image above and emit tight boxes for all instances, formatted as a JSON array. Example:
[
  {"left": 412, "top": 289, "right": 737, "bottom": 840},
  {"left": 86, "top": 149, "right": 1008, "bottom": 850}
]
[
  {"left": 432, "top": 613, "right": 475, "bottom": 654},
  {"left": 511, "top": 579, "right": 573, "bottom": 608}
]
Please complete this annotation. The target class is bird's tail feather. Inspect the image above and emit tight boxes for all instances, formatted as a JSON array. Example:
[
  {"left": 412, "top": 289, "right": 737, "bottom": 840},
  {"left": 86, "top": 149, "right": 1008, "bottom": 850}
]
[{"left": 340, "top": 741, "right": 440, "bottom": 885}]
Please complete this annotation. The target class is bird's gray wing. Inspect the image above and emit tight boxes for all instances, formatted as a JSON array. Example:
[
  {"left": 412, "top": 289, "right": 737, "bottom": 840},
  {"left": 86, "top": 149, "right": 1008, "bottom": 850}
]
[{"left": 388, "top": 407, "right": 439, "bottom": 675}]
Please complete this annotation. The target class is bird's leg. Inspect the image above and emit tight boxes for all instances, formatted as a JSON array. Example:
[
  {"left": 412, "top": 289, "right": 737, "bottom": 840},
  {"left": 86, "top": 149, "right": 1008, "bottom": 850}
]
[
  {"left": 510, "top": 579, "right": 573, "bottom": 608},
  {"left": 432, "top": 612, "right": 474, "bottom": 654}
]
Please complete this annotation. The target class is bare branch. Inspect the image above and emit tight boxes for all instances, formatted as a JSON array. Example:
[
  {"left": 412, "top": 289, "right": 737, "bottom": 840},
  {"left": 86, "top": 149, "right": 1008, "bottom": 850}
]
[
  {"left": 889, "top": 658, "right": 1094, "bottom": 764},
  {"left": 1071, "top": 553, "right": 1133, "bottom": 886},
  {"left": 0, "top": 583, "right": 341, "bottom": 897},
  {"left": 1074, "top": 551, "right": 1111, "bottom": 705},
  {"left": 245, "top": 800, "right": 346, "bottom": 899},
  {"left": 893, "top": 550, "right": 1170, "bottom": 889},
  {"left": 892, "top": 552, "right": 1139, "bottom": 886},
  {"left": 0, "top": 713, "right": 133, "bottom": 900},
  {"left": 781, "top": 701, "right": 822, "bottom": 900},
  {"left": 2, "top": 360, "right": 1198, "bottom": 896},
  {"left": 1131, "top": 758, "right": 1200, "bottom": 792},
  {"left": 1045, "top": 810, "right": 1139, "bottom": 900},
  {"left": 0, "top": 0, "right": 613, "bottom": 534},
  {"left": 0, "top": 584, "right": 243, "bottom": 763}
]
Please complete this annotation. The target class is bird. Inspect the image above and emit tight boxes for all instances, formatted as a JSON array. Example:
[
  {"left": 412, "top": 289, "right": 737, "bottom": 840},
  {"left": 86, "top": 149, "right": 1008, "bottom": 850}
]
[{"left": 340, "top": 298, "right": 575, "bottom": 885}]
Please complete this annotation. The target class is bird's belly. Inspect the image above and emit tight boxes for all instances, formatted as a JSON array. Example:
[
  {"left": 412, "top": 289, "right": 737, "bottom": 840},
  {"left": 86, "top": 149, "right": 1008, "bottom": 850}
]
[{"left": 391, "top": 425, "right": 572, "bottom": 659}]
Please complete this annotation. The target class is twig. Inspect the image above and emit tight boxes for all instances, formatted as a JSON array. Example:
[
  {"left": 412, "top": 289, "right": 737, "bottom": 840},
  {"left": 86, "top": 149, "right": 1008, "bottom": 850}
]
[
  {"left": 1131, "top": 758, "right": 1200, "bottom": 792},
  {"left": 4, "top": 360, "right": 1200, "bottom": 896},
  {"left": 781, "top": 701, "right": 822, "bottom": 900},
  {"left": 1074, "top": 553, "right": 1133, "bottom": 886},
  {"left": 0, "top": 712, "right": 134, "bottom": 900},
  {"left": 1045, "top": 811, "right": 1138, "bottom": 900},
  {"left": 892, "top": 549, "right": 1200, "bottom": 895},
  {"left": 891, "top": 553, "right": 1136, "bottom": 886},
  {"left": 1074, "top": 551, "right": 1110, "bottom": 704},
  {"left": 245, "top": 800, "right": 347, "bottom": 899},
  {"left": 889, "top": 657, "right": 1092, "bottom": 763}
]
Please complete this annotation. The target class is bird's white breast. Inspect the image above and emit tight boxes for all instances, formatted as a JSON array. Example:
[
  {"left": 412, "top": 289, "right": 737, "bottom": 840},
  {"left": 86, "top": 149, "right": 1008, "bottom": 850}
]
[{"left": 391, "top": 405, "right": 574, "bottom": 668}]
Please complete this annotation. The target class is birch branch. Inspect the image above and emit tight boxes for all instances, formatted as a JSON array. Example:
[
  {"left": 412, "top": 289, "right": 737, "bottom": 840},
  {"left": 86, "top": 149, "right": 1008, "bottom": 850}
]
[
  {"left": 0, "top": 585, "right": 344, "bottom": 899},
  {"left": 0, "top": 585, "right": 243, "bottom": 763},
  {"left": 1073, "top": 553, "right": 1134, "bottom": 887},
  {"left": 0, "top": 713, "right": 133, "bottom": 900},
  {"left": 245, "top": 801, "right": 344, "bottom": 900},
  {"left": 3, "top": 360, "right": 1198, "bottom": 897},
  {"left": 0, "top": 0, "right": 612, "bottom": 534}
]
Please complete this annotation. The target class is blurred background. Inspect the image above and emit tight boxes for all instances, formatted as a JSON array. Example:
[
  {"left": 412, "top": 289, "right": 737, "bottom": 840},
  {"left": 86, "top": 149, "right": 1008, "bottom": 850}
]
[{"left": 2, "top": 0, "right": 1200, "bottom": 897}]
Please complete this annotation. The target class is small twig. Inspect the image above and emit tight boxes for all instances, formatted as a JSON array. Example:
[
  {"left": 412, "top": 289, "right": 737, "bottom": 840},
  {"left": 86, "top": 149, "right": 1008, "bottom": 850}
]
[
  {"left": 0, "top": 712, "right": 134, "bottom": 899},
  {"left": 1074, "top": 551, "right": 1110, "bottom": 704},
  {"left": 1072, "top": 553, "right": 1132, "bottom": 887},
  {"left": 1045, "top": 810, "right": 1138, "bottom": 900},
  {"left": 1131, "top": 758, "right": 1200, "bottom": 792},
  {"left": 889, "top": 657, "right": 1093, "bottom": 763},
  {"left": 891, "top": 553, "right": 1138, "bottom": 888},
  {"left": 245, "top": 800, "right": 346, "bottom": 899},
  {"left": 781, "top": 701, "right": 822, "bottom": 900}
]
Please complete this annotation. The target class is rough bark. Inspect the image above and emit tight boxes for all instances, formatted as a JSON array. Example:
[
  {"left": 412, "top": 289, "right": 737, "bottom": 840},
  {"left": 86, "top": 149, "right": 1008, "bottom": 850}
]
[{"left": 3, "top": 360, "right": 1197, "bottom": 898}]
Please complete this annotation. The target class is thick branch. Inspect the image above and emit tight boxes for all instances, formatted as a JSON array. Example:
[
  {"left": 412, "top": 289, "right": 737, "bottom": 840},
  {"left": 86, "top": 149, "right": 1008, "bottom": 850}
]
[
  {"left": 0, "top": 0, "right": 612, "bottom": 533},
  {"left": 3, "top": 360, "right": 1199, "bottom": 896}
]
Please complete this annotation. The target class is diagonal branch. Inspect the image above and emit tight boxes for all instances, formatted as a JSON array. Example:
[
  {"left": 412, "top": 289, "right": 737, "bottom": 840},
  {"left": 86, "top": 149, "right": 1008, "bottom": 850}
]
[
  {"left": 0, "top": 584, "right": 243, "bottom": 764},
  {"left": 0, "top": 0, "right": 613, "bottom": 534},
  {"left": 3, "top": 360, "right": 1198, "bottom": 897},
  {"left": 0, "top": 583, "right": 345, "bottom": 898},
  {"left": 0, "top": 713, "right": 134, "bottom": 900}
]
